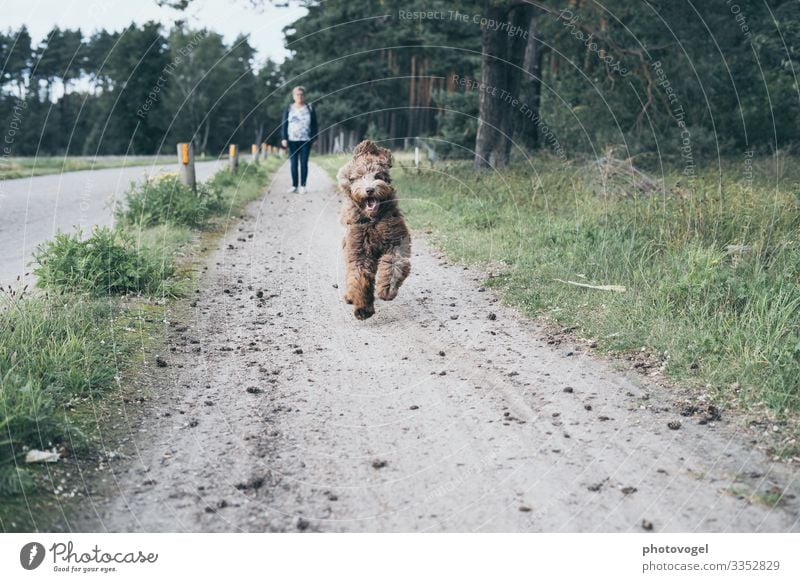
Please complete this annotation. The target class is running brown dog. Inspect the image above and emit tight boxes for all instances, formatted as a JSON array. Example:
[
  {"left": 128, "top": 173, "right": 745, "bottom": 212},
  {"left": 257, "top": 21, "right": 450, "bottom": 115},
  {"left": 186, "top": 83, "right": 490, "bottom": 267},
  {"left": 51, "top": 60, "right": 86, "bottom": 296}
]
[{"left": 336, "top": 140, "right": 411, "bottom": 320}]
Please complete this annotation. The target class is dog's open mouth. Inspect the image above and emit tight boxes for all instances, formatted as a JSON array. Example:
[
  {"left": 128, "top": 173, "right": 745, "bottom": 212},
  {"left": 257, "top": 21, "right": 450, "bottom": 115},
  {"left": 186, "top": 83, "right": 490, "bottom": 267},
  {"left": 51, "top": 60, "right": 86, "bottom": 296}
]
[{"left": 364, "top": 197, "right": 379, "bottom": 213}]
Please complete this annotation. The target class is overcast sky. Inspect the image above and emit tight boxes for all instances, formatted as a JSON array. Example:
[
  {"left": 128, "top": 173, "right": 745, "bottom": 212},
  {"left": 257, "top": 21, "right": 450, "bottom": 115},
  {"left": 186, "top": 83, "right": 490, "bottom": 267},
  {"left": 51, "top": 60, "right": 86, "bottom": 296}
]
[{"left": 1, "top": 0, "right": 308, "bottom": 66}]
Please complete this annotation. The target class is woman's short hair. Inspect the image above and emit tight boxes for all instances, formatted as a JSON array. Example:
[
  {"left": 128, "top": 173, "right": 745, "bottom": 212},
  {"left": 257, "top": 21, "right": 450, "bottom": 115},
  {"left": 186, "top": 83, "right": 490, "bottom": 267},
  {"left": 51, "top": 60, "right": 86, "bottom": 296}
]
[{"left": 293, "top": 86, "right": 306, "bottom": 94}]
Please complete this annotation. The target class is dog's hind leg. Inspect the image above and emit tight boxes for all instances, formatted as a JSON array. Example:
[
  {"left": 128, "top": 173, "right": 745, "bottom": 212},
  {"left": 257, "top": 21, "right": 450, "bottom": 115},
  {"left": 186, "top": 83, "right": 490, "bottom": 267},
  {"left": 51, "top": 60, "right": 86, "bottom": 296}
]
[{"left": 376, "top": 235, "right": 411, "bottom": 301}]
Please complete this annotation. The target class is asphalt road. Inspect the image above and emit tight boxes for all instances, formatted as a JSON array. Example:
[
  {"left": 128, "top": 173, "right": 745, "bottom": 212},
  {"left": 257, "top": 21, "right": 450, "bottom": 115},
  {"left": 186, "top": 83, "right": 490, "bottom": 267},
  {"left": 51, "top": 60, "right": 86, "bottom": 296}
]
[{"left": 0, "top": 160, "right": 223, "bottom": 289}]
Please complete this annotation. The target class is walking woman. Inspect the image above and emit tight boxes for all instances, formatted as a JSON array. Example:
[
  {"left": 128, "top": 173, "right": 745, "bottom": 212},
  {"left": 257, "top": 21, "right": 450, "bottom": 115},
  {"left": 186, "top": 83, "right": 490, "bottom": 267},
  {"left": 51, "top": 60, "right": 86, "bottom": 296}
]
[{"left": 281, "top": 86, "right": 318, "bottom": 194}]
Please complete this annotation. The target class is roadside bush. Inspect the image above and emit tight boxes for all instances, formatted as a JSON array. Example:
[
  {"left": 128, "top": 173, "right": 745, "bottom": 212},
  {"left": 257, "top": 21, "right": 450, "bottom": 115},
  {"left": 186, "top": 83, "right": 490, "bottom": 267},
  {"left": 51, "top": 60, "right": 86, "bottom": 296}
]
[
  {"left": 208, "top": 161, "right": 277, "bottom": 208},
  {"left": 117, "top": 173, "right": 224, "bottom": 228},
  {"left": 32, "top": 226, "right": 175, "bottom": 296},
  {"left": 206, "top": 166, "right": 238, "bottom": 194}
]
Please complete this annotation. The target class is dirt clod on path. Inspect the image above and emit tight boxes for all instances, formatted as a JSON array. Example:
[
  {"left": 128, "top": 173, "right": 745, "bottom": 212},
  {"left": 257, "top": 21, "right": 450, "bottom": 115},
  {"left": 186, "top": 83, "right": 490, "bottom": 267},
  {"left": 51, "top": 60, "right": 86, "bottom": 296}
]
[{"left": 74, "top": 161, "right": 799, "bottom": 533}]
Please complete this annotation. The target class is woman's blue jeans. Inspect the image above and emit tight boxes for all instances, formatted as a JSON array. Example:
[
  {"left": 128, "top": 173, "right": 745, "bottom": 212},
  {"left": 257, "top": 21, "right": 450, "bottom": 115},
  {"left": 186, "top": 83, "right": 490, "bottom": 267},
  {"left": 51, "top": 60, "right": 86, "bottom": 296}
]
[{"left": 288, "top": 140, "right": 311, "bottom": 187}]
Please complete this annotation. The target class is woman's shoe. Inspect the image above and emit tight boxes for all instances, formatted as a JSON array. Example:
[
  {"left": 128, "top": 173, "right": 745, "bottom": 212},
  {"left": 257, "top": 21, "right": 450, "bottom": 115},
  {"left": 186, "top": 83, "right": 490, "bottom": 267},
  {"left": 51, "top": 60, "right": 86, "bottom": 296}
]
[
  {"left": 288, "top": 186, "right": 298, "bottom": 193},
  {"left": 299, "top": 186, "right": 307, "bottom": 194}
]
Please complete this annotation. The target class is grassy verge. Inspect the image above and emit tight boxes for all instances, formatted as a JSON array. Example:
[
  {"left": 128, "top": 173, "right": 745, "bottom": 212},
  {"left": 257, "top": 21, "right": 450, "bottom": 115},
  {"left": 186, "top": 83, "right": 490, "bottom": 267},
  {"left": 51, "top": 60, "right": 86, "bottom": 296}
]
[
  {"left": 320, "top": 153, "right": 800, "bottom": 456},
  {"left": 0, "top": 155, "right": 193, "bottom": 181},
  {"left": 0, "top": 157, "right": 281, "bottom": 530}
]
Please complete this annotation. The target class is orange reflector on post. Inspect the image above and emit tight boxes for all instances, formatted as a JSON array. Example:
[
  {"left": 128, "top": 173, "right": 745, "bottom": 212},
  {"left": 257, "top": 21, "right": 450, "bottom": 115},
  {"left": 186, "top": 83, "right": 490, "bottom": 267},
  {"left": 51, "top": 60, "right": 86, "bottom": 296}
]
[
  {"left": 230, "top": 144, "right": 237, "bottom": 157},
  {"left": 181, "top": 143, "right": 190, "bottom": 165},
  {"left": 252, "top": 144, "right": 257, "bottom": 154}
]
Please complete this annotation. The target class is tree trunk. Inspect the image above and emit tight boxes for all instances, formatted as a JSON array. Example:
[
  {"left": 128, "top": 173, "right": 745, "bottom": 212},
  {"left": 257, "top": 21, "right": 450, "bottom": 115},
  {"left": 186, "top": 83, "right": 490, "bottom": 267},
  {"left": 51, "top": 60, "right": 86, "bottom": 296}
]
[
  {"left": 521, "top": 6, "right": 544, "bottom": 151},
  {"left": 494, "top": 5, "right": 531, "bottom": 164},
  {"left": 198, "top": 121, "right": 210, "bottom": 155},
  {"left": 474, "top": 2, "right": 510, "bottom": 168}
]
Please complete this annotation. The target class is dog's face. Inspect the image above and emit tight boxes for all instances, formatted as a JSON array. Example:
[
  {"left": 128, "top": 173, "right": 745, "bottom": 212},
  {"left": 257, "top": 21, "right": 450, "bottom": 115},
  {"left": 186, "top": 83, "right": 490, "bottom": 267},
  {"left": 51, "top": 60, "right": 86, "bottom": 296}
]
[
  {"left": 338, "top": 140, "right": 394, "bottom": 219},
  {"left": 344, "top": 161, "right": 392, "bottom": 218}
]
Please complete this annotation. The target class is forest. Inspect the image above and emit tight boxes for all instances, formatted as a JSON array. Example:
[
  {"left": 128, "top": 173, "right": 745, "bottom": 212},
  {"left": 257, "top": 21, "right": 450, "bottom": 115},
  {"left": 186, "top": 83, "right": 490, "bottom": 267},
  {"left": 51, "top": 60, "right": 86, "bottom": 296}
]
[{"left": 1, "top": 0, "right": 798, "bottom": 165}]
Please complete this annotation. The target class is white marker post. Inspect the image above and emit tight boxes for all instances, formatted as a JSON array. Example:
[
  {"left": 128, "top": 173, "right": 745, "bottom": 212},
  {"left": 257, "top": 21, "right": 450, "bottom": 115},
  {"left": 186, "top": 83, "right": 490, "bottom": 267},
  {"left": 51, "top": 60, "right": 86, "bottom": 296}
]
[
  {"left": 177, "top": 142, "right": 196, "bottom": 192},
  {"left": 229, "top": 144, "right": 239, "bottom": 173},
  {"left": 415, "top": 146, "right": 420, "bottom": 173}
]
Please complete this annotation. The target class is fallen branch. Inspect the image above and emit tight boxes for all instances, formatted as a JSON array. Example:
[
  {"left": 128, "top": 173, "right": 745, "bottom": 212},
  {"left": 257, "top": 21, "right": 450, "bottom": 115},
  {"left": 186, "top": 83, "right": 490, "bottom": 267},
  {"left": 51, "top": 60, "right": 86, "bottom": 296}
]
[
  {"left": 554, "top": 279, "right": 627, "bottom": 293},
  {"left": 589, "top": 146, "right": 686, "bottom": 198}
]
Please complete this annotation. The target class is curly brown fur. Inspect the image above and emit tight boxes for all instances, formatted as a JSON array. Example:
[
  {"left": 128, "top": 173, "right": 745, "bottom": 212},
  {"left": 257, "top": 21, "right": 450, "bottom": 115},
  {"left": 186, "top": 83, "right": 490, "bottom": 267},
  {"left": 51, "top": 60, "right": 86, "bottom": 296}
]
[{"left": 337, "top": 140, "right": 411, "bottom": 320}]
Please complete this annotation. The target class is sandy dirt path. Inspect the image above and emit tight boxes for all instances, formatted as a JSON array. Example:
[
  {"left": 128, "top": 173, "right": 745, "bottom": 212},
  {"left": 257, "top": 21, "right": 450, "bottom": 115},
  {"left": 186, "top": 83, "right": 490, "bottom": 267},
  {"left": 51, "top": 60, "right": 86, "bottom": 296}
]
[{"left": 75, "top": 161, "right": 799, "bottom": 532}]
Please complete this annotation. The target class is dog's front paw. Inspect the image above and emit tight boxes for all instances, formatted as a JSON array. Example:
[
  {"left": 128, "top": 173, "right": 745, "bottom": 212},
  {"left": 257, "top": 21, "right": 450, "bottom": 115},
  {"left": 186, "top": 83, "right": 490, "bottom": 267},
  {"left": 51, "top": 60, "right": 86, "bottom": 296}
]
[
  {"left": 354, "top": 304, "right": 375, "bottom": 320},
  {"left": 376, "top": 286, "right": 398, "bottom": 301}
]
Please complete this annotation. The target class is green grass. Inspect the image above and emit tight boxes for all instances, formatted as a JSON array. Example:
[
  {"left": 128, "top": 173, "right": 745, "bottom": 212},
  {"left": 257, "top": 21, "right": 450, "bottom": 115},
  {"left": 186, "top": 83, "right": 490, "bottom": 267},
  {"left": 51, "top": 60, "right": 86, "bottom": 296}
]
[
  {"left": 0, "top": 155, "right": 182, "bottom": 181},
  {"left": 0, "top": 159, "right": 279, "bottom": 526},
  {"left": 321, "top": 153, "right": 800, "bottom": 422},
  {"left": 209, "top": 156, "right": 283, "bottom": 209},
  {"left": 0, "top": 292, "right": 124, "bottom": 495},
  {"left": 314, "top": 155, "right": 347, "bottom": 180}
]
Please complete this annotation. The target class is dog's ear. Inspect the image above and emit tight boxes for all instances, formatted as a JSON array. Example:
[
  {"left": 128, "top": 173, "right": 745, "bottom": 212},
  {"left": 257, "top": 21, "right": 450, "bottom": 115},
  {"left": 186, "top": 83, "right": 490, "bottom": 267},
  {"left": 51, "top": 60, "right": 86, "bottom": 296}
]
[
  {"left": 336, "top": 163, "right": 351, "bottom": 193},
  {"left": 353, "top": 140, "right": 379, "bottom": 159},
  {"left": 376, "top": 146, "right": 393, "bottom": 168}
]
